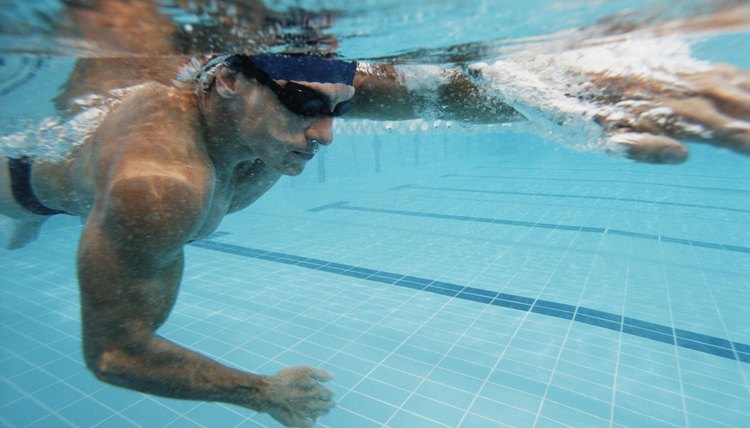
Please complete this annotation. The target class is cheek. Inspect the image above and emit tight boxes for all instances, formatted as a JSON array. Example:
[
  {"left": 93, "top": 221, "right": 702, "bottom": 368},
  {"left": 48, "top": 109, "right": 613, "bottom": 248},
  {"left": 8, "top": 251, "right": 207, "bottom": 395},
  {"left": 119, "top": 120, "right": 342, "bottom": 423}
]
[{"left": 266, "top": 112, "right": 308, "bottom": 144}]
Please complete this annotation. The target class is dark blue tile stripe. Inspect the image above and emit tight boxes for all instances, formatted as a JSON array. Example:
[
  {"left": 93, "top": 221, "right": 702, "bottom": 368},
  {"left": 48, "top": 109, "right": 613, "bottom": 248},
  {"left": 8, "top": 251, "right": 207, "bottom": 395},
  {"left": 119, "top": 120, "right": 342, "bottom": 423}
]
[
  {"left": 399, "top": 184, "right": 750, "bottom": 214},
  {"left": 439, "top": 174, "right": 750, "bottom": 195},
  {"left": 307, "top": 201, "right": 750, "bottom": 254},
  {"left": 190, "top": 239, "right": 749, "bottom": 364}
]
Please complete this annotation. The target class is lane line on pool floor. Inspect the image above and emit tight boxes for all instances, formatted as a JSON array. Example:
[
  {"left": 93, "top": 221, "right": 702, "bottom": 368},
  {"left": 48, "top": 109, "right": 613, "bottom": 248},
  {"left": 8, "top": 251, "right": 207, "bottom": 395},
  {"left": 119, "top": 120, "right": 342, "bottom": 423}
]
[
  {"left": 391, "top": 184, "right": 750, "bottom": 214},
  {"left": 190, "top": 238, "right": 750, "bottom": 365},
  {"left": 308, "top": 201, "right": 750, "bottom": 254}
]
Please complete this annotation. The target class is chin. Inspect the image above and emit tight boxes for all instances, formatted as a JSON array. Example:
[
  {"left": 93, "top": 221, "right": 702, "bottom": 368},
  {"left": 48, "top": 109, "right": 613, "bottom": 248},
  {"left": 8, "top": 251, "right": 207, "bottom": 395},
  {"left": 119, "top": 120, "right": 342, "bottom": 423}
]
[{"left": 280, "top": 163, "right": 305, "bottom": 176}]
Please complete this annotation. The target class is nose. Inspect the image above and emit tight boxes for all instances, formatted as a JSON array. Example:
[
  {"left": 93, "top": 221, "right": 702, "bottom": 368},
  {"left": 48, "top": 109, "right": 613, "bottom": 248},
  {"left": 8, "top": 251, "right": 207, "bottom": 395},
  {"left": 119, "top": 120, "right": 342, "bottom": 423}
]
[{"left": 305, "top": 117, "right": 334, "bottom": 146}]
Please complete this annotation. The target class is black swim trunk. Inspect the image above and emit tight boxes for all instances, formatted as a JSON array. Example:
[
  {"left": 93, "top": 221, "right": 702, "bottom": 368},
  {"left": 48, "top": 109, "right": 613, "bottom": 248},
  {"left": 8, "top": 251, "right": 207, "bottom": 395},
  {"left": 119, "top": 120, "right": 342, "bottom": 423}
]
[{"left": 7, "top": 156, "right": 68, "bottom": 216}]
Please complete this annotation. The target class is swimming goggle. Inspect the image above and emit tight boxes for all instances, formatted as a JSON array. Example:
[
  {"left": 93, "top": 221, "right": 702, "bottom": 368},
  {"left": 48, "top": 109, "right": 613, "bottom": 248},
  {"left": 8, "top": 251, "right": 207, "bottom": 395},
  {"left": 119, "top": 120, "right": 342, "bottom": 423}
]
[{"left": 225, "top": 55, "right": 354, "bottom": 118}]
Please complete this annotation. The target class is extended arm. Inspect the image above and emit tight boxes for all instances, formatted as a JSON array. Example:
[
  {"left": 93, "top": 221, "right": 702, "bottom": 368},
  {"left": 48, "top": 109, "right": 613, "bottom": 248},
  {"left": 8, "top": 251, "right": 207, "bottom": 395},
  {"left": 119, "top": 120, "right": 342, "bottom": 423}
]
[
  {"left": 349, "top": 63, "right": 525, "bottom": 123},
  {"left": 589, "top": 64, "right": 750, "bottom": 162},
  {"left": 349, "top": 7, "right": 750, "bottom": 164},
  {"left": 77, "top": 175, "right": 332, "bottom": 427}
]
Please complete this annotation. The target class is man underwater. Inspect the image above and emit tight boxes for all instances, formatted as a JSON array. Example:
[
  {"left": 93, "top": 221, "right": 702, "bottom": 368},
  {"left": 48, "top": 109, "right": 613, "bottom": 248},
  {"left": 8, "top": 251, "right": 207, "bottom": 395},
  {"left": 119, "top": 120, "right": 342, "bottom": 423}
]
[{"left": 2, "top": 6, "right": 750, "bottom": 428}]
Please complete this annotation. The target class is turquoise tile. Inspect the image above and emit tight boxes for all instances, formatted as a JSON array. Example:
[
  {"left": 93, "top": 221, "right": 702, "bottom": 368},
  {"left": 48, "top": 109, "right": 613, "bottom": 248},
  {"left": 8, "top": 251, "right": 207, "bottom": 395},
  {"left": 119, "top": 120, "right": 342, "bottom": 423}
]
[
  {"left": 469, "top": 397, "right": 536, "bottom": 427},
  {"left": 339, "top": 391, "right": 397, "bottom": 423},
  {"left": 369, "top": 365, "right": 423, "bottom": 391},
  {"left": 685, "top": 397, "right": 750, "bottom": 427},
  {"left": 479, "top": 382, "right": 543, "bottom": 410},
  {"left": 534, "top": 416, "right": 574, "bottom": 428},
  {"left": 415, "top": 380, "right": 475, "bottom": 409},
  {"left": 383, "top": 354, "right": 434, "bottom": 377},
  {"left": 274, "top": 349, "right": 325, "bottom": 368},
  {"left": 0, "top": 396, "right": 48, "bottom": 427},
  {"left": 27, "top": 414, "right": 78, "bottom": 428},
  {"left": 224, "top": 348, "right": 268, "bottom": 372},
  {"left": 460, "top": 412, "right": 513, "bottom": 428},
  {"left": 614, "top": 392, "right": 686, "bottom": 426},
  {"left": 545, "top": 385, "right": 611, "bottom": 420},
  {"left": 11, "top": 369, "right": 59, "bottom": 394},
  {"left": 327, "top": 352, "right": 377, "bottom": 375},
  {"left": 615, "top": 376, "right": 683, "bottom": 410},
  {"left": 120, "top": 398, "right": 183, "bottom": 426},
  {"left": 446, "top": 345, "right": 499, "bottom": 367},
  {"left": 487, "top": 370, "right": 548, "bottom": 397},
  {"left": 192, "top": 336, "right": 238, "bottom": 358},
  {"left": 551, "top": 366, "right": 613, "bottom": 395},
  {"left": 307, "top": 331, "right": 351, "bottom": 350},
  {"left": 235, "top": 416, "right": 270, "bottom": 428},
  {"left": 91, "top": 386, "right": 146, "bottom": 412},
  {"left": 1, "top": 355, "right": 35, "bottom": 378},
  {"left": 58, "top": 398, "right": 113, "bottom": 427},
  {"left": 395, "top": 343, "right": 444, "bottom": 365},
  {"left": 184, "top": 403, "right": 248, "bottom": 427},
  {"left": 438, "top": 356, "right": 492, "bottom": 380},
  {"left": 613, "top": 405, "right": 683, "bottom": 428},
  {"left": 682, "top": 382, "right": 750, "bottom": 413},
  {"left": 341, "top": 341, "right": 390, "bottom": 363},
  {"left": 257, "top": 331, "right": 302, "bottom": 349},
  {"left": 355, "top": 378, "right": 411, "bottom": 407},
  {"left": 321, "top": 406, "right": 382, "bottom": 428},
  {"left": 165, "top": 416, "right": 210, "bottom": 428},
  {"left": 427, "top": 367, "right": 484, "bottom": 395},
  {"left": 387, "top": 409, "right": 451, "bottom": 428},
  {"left": 34, "top": 381, "right": 85, "bottom": 409},
  {"left": 493, "top": 357, "right": 553, "bottom": 384},
  {"left": 402, "top": 394, "right": 465, "bottom": 427},
  {"left": 18, "top": 344, "right": 66, "bottom": 367}
]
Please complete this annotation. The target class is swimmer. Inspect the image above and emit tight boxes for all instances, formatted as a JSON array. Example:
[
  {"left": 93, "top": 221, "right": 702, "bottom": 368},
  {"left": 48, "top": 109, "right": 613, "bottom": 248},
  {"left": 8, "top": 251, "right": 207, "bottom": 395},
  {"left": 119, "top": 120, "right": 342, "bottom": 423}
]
[
  {"left": 0, "top": 52, "right": 519, "bottom": 427},
  {"left": 1, "top": 54, "right": 361, "bottom": 427},
  {"left": 2, "top": 4, "right": 750, "bottom": 428}
]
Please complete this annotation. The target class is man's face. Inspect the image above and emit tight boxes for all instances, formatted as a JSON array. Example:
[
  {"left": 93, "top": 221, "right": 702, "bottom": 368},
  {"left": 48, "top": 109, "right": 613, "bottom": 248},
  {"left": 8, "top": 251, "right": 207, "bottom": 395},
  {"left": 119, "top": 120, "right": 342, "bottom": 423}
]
[{"left": 236, "top": 78, "right": 355, "bottom": 176}]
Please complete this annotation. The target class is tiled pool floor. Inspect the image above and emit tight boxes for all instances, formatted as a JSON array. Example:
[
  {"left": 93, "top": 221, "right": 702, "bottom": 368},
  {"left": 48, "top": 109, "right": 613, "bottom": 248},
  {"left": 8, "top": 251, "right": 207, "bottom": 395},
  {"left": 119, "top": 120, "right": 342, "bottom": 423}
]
[{"left": 1, "top": 136, "right": 749, "bottom": 427}]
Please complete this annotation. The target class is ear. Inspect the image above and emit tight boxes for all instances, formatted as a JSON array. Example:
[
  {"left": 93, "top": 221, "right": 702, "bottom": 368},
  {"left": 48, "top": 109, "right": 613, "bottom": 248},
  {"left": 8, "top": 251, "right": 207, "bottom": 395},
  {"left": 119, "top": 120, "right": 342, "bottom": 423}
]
[{"left": 214, "top": 67, "right": 240, "bottom": 99}]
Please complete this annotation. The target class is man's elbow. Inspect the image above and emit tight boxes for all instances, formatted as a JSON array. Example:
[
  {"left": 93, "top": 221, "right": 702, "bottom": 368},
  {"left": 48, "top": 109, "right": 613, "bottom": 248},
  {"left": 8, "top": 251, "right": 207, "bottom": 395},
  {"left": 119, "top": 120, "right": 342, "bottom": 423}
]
[
  {"left": 82, "top": 333, "right": 149, "bottom": 387},
  {"left": 84, "top": 345, "right": 125, "bottom": 385}
]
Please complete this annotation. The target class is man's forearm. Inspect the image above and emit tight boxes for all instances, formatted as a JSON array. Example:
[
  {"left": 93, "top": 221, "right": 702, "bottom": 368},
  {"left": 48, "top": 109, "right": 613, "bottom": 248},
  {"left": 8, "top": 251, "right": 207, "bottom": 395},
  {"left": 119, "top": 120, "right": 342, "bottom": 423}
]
[
  {"left": 350, "top": 63, "right": 525, "bottom": 123},
  {"left": 86, "top": 332, "right": 271, "bottom": 411}
]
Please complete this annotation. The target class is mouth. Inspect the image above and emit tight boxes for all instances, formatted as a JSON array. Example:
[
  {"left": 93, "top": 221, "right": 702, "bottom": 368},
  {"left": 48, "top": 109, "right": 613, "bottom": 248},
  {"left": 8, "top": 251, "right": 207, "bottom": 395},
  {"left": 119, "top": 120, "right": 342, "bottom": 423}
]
[{"left": 291, "top": 150, "right": 316, "bottom": 161}]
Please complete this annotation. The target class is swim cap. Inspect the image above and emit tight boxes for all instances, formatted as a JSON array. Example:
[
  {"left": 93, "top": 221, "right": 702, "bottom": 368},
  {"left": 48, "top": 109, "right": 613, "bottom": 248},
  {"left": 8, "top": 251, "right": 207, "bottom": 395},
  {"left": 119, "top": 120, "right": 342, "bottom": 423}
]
[{"left": 248, "top": 54, "right": 357, "bottom": 85}]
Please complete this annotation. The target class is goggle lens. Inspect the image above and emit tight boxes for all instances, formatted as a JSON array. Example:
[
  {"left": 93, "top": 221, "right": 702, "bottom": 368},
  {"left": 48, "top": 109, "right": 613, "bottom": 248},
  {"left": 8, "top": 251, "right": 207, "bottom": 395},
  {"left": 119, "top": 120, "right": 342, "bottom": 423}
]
[{"left": 279, "top": 82, "right": 352, "bottom": 118}]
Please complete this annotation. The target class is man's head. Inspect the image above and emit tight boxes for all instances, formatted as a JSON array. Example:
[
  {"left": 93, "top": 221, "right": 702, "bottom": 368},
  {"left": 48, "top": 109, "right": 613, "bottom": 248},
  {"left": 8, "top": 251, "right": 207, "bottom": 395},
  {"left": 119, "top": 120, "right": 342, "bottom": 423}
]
[
  {"left": 224, "top": 54, "right": 355, "bottom": 117},
  {"left": 192, "top": 54, "right": 357, "bottom": 175}
]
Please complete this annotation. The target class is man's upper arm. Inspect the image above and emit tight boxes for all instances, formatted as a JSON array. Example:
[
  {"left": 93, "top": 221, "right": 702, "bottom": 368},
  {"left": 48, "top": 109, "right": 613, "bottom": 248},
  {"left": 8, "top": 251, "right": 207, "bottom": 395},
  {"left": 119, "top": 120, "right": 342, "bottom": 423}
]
[
  {"left": 349, "top": 64, "right": 418, "bottom": 120},
  {"left": 99, "top": 174, "right": 208, "bottom": 258},
  {"left": 77, "top": 173, "right": 208, "bottom": 349}
]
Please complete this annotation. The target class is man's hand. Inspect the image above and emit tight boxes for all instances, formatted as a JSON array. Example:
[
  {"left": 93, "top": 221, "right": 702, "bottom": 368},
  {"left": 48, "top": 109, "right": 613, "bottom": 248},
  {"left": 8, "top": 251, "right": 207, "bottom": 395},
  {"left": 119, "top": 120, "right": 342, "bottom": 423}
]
[
  {"left": 597, "top": 64, "right": 750, "bottom": 163},
  {"left": 263, "top": 366, "right": 336, "bottom": 428}
]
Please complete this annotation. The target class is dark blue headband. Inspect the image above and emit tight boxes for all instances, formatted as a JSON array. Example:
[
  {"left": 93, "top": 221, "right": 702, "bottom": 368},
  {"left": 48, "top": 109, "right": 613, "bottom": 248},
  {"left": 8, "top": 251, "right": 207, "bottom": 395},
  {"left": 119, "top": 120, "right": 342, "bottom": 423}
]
[{"left": 247, "top": 54, "right": 357, "bottom": 86}]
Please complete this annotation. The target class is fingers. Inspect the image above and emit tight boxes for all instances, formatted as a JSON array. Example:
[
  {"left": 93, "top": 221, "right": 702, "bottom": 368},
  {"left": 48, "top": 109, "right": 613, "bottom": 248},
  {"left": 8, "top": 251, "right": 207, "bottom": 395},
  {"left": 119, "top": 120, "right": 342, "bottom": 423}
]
[
  {"left": 607, "top": 132, "right": 689, "bottom": 164},
  {"left": 267, "top": 366, "right": 336, "bottom": 427},
  {"left": 277, "top": 366, "right": 334, "bottom": 386},
  {"left": 283, "top": 399, "right": 335, "bottom": 428},
  {"left": 662, "top": 96, "right": 750, "bottom": 155},
  {"left": 593, "top": 64, "right": 750, "bottom": 160},
  {"left": 307, "top": 367, "right": 334, "bottom": 383},
  {"left": 683, "top": 65, "right": 750, "bottom": 119}
]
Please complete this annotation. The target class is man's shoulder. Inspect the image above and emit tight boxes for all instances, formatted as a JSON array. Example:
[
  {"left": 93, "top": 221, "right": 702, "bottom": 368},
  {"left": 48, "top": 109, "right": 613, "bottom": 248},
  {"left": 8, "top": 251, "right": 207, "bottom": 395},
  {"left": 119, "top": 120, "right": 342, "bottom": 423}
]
[
  {"left": 117, "top": 82, "right": 198, "bottom": 116},
  {"left": 95, "top": 83, "right": 205, "bottom": 162}
]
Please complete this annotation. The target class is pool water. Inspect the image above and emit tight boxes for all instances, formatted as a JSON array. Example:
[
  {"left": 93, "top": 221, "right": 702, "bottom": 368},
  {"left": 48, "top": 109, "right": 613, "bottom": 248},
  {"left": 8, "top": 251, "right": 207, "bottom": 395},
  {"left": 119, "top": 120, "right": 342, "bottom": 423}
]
[
  {"left": 2, "top": 130, "right": 748, "bottom": 427},
  {"left": 1, "top": 1, "right": 750, "bottom": 427}
]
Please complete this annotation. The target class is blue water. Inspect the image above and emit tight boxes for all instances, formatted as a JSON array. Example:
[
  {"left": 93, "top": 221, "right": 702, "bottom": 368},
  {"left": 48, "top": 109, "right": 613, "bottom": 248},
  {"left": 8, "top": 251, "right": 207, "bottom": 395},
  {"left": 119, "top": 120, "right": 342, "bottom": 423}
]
[{"left": 2, "top": 1, "right": 750, "bottom": 427}]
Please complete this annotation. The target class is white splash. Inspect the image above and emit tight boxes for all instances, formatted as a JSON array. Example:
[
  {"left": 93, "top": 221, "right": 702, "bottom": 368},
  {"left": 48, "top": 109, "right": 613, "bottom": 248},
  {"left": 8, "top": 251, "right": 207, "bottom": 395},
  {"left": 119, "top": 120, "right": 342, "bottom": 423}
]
[
  {"left": 472, "top": 33, "right": 714, "bottom": 152},
  {"left": 0, "top": 84, "right": 147, "bottom": 160}
]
